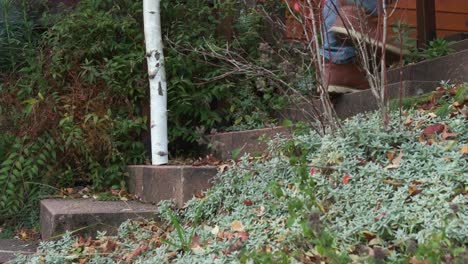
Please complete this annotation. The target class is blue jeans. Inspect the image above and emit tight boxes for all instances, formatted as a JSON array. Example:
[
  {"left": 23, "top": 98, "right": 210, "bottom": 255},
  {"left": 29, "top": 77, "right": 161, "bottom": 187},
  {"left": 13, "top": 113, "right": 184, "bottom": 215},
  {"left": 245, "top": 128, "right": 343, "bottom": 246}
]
[{"left": 321, "top": 0, "right": 378, "bottom": 64}]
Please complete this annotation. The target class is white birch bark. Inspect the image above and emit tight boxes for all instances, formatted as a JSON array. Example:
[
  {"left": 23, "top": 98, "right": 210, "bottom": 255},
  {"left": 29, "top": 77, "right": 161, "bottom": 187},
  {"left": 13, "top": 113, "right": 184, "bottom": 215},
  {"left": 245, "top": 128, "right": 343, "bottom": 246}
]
[{"left": 143, "top": 0, "right": 168, "bottom": 165}]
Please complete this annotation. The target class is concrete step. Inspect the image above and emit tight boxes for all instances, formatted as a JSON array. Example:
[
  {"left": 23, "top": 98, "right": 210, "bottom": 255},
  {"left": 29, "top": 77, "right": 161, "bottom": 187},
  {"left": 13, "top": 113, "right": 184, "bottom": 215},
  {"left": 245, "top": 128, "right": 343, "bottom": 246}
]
[
  {"left": 0, "top": 239, "right": 37, "bottom": 263},
  {"left": 332, "top": 80, "right": 439, "bottom": 118},
  {"left": 40, "top": 199, "right": 157, "bottom": 240},
  {"left": 387, "top": 49, "right": 468, "bottom": 84},
  {"left": 279, "top": 80, "right": 439, "bottom": 122},
  {"left": 207, "top": 127, "right": 291, "bottom": 161},
  {"left": 449, "top": 39, "right": 468, "bottom": 52},
  {"left": 126, "top": 165, "right": 217, "bottom": 207}
]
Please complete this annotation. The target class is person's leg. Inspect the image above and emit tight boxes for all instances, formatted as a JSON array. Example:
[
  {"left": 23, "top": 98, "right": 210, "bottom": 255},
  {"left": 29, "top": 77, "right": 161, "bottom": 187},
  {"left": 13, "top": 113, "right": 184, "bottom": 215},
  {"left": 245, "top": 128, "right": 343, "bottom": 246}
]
[
  {"left": 321, "top": 0, "right": 356, "bottom": 64},
  {"left": 331, "top": 0, "right": 409, "bottom": 56},
  {"left": 321, "top": 0, "right": 371, "bottom": 93},
  {"left": 321, "top": 0, "right": 378, "bottom": 64}
]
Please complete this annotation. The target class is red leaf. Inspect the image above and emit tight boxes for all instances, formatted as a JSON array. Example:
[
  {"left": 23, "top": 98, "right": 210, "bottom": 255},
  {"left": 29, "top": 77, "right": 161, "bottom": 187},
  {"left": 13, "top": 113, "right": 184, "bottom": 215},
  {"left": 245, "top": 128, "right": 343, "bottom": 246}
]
[
  {"left": 243, "top": 199, "right": 254, "bottom": 206},
  {"left": 237, "top": 231, "right": 249, "bottom": 241},
  {"left": 309, "top": 167, "right": 316, "bottom": 175},
  {"left": 342, "top": 174, "right": 351, "bottom": 184},
  {"left": 293, "top": 2, "right": 300, "bottom": 12},
  {"left": 421, "top": 123, "right": 444, "bottom": 135}
]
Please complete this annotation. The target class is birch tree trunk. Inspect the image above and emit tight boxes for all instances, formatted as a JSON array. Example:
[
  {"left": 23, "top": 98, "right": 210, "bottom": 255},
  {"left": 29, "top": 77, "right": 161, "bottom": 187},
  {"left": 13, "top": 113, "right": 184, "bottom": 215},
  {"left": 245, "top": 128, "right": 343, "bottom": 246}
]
[{"left": 143, "top": 0, "right": 168, "bottom": 165}]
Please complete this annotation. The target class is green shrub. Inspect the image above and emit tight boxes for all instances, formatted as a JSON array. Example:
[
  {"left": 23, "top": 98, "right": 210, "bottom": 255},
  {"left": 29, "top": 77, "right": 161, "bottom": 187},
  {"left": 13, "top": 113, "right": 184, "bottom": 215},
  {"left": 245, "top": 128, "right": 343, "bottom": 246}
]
[{"left": 0, "top": 0, "right": 302, "bottom": 222}]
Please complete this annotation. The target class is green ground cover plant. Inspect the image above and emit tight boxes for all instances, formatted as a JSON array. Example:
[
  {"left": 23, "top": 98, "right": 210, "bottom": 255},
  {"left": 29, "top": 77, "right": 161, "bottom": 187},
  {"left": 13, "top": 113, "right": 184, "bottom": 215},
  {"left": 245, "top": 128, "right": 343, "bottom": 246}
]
[{"left": 14, "top": 103, "right": 467, "bottom": 263}]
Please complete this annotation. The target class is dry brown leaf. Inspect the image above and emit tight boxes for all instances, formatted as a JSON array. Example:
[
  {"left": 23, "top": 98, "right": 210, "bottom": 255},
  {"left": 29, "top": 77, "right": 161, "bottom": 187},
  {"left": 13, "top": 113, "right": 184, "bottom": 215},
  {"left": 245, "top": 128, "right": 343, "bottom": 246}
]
[
  {"left": 404, "top": 116, "right": 413, "bottom": 126},
  {"left": 125, "top": 244, "right": 149, "bottom": 264},
  {"left": 408, "top": 185, "right": 422, "bottom": 197},
  {"left": 243, "top": 199, "right": 254, "bottom": 206},
  {"left": 101, "top": 239, "right": 118, "bottom": 253},
  {"left": 253, "top": 206, "right": 265, "bottom": 216},
  {"left": 411, "top": 179, "right": 427, "bottom": 185},
  {"left": 459, "top": 145, "right": 468, "bottom": 154},
  {"left": 392, "top": 151, "right": 404, "bottom": 165},
  {"left": 237, "top": 231, "right": 249, "bottom": 241},
  {"left": 218, "top": 164, "right": 229, "bottom": 173},
  {"left": 361, "top": 230, "right": 376, "bottom": 241},
  {"left": 383, "top": 179, "right": 403, "bottom": 187},
  {"left": 386, "top": 149, "right": 396, "bottom": 162},
  {"left": 230, "top": 220, "right": 244, "bottom": 232},
  {"left": 77, "top": 258, "right": 88, "bottom": 264},
  {"left": 385, "top": 150, "right": 403, "bottom": 169},
  {"left": 165, "top": 251, "right": 178, "bottom": 261},
  {"left": 409, "top": 257, "right": 430, "bottom": 264}
]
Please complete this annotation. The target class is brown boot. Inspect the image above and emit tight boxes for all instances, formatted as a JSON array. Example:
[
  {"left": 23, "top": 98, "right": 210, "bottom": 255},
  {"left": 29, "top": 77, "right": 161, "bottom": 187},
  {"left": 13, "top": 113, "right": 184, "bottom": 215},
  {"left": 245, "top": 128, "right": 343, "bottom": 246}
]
[
  {"left": 324, "top": 62, "right": 369, "bottom": 94},
  {"left": 330, "top": 5, "right": 409, "bottom": 59}
]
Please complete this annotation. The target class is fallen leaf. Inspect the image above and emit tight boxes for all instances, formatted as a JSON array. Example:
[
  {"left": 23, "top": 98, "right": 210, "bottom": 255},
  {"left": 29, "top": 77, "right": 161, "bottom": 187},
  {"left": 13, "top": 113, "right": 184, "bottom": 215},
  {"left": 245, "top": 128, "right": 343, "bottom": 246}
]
[
  {"left": 368, "top": 237, "right": 383, "bottom": 246},
  {"left": 386, "top": 149, "right": 396, "bottom": 162},
  {"left": 230, "top": 221, "right": 244, "bottom": 232},
  {"left": 383, "top": 179, "right": 403, "bottom": 187},
  {"left": 191, "top": 245, "right": 205, "bottom": 254},
  {"left": 404, "top": 116, "right": 413, "bottom": 126},
  {"left": 165, "top": 251, "right": 177, "bottom": 261},
  {"left": 243, "top": 199, "right": 254, "bottom": 206},
  {"left": 460, "top": 145, "right": 468, "bottom": 154},
  {"left": 342, "top": 174, "right": 351, "bottom": 184},
  {"left": 211, "top": 225, "right": 219, "bottom": 236},
  {"left": 218, "top": 164, "right": 229, "bottom": 173},
  {"left": 78, "top": 258, "right": 88, "bottom": 264},
  {"left": 421, "top": 123, "right": 445, "bottom": 135},
  {"left": 361, "top": 230, "right": 376, "bottom": 241},
  {"left": 428, "top": 112, "right": 437, "bottom": 118},
  {"left": 408, "top": 185, "right": 422, "bottom": 197},
  {"left": 392, "top": 151, "right": 403, "bottom": 166},
  {"left": 253, "top": 206, "right": 265, "bottom": 216},
  {"left": 385, "top": 150, "right": 403, "bottom": 169},
  {"left": 237, "top": 231, "right": 249, "bottom": 241},
  {"left": 411, "top": 179, "right": 427, "bottom": 185},
  {"left": 409, "top": 256, "right": 430, "bottom": 264},
  {"left": 125, "top": 244, "right": 149, "bottom": 263},
  {"left": 441, "top": 129, "right": 458, "bottom": 140},
  {"left": 101, "top": 239, "right": 118, "bottom": 253},
  {"left": 190, "top": 234, "right": 201, "bottom": 249}
]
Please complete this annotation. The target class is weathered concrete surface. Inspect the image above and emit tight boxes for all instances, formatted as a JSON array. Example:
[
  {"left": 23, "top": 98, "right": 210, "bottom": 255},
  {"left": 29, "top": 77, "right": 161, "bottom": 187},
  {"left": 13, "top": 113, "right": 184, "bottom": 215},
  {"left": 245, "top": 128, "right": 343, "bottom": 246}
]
[
  {"left": 127, "top": 165, "right": 217, "bottom": 208},
  {"left": 333, "top": 80, "right": 439, "bottom": 118},
  {"left": 387, "top": 50, "right": 468, "bottom": 83},
  {"left": 40, "top": 199, "right": 157, "bottom": 240},
  {"left": 278, "top": 81, "right": 439, "bottom": 122},
  {"left": 0, "top": 239, "right": 38, "bottom": 263},
  {"left": 207, "top": 127, "right": 292, "bottom": 160}
]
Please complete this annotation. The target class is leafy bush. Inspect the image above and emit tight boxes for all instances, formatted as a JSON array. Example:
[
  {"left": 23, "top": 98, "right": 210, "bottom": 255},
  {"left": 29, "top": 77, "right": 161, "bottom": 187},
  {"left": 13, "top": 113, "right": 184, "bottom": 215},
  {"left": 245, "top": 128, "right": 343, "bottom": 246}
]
[{"left": 0, "top": 0, "right": 304, "bottom": 223}]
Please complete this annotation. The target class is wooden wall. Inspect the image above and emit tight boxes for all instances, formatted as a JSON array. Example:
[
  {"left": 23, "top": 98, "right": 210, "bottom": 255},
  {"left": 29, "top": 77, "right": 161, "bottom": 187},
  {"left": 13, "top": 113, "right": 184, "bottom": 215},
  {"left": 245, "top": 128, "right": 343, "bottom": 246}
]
[
  {"left": 285, "top": 0, "right": 468, "bottom": 40},
  {"left": 389, "top": 0, "right": 468, "bottom": 38}
]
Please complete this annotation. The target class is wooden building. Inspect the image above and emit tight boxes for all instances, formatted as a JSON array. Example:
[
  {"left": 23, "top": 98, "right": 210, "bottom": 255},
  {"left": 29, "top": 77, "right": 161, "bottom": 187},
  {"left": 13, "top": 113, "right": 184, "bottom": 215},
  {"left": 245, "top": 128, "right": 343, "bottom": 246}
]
[{"left": 286, "top": 0, "right": 468, "bottom": 41}]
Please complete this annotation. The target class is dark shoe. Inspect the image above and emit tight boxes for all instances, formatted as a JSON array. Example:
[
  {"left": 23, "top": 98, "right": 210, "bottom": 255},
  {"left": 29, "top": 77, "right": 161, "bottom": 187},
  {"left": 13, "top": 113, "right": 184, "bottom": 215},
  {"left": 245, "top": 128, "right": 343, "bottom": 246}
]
[
  {"left": 330, "top": 5, "right": 410, "bottom": 58},
  {"left": 324, "top": 62, "right": 369, "bottom": 94}
]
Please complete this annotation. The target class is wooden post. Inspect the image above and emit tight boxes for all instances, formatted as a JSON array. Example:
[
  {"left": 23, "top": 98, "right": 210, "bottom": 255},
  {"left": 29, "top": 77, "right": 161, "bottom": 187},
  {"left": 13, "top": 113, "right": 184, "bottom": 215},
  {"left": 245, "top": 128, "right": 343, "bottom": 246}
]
[{"left": 416, "top": 0, "right": 436, "bottom": 48}]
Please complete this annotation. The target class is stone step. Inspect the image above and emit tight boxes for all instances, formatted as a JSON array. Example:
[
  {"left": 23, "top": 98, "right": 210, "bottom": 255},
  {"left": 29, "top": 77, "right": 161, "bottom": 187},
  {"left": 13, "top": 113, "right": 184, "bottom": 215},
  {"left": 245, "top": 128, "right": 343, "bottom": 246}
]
[
  {"left": 333, "top": 80, "right": 439, "bottom": 118},
  {"left": 449, "top": 39, "right": 468, "bottom": 52},
  {"left": 279, "top": 80, "right": 439, "bottom": 122},
  {"left": 40, "top": 199, "right": 157, "bottom": 240},
  {"left": 0, "top": 239, "right": 38, "bottom": 263},
  {"left": 207, "top": 127, "right": 291, "bottom": 161},
  {"left": 126, "top": 165, "right": 217, "bottom": 207},
  {"left": 387, "top": 49, "right": 468, "bottom": 84}
]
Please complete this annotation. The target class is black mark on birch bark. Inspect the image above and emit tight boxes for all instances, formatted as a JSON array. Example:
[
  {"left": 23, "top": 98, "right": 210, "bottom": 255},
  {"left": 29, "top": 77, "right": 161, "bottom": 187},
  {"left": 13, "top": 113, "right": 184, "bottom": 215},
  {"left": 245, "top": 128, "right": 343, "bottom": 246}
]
[
  {"left": 157, "top": 151, "right": 167, "bottom": 156},
  {"left": 154, "top": 51, "right": 160, "bottom": 60},
  {"left": 158, "top": 82, "right": 163, "bottom": 96},
  {"left": 149, "top": 11, "right": 156, "bottom": 14}
]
